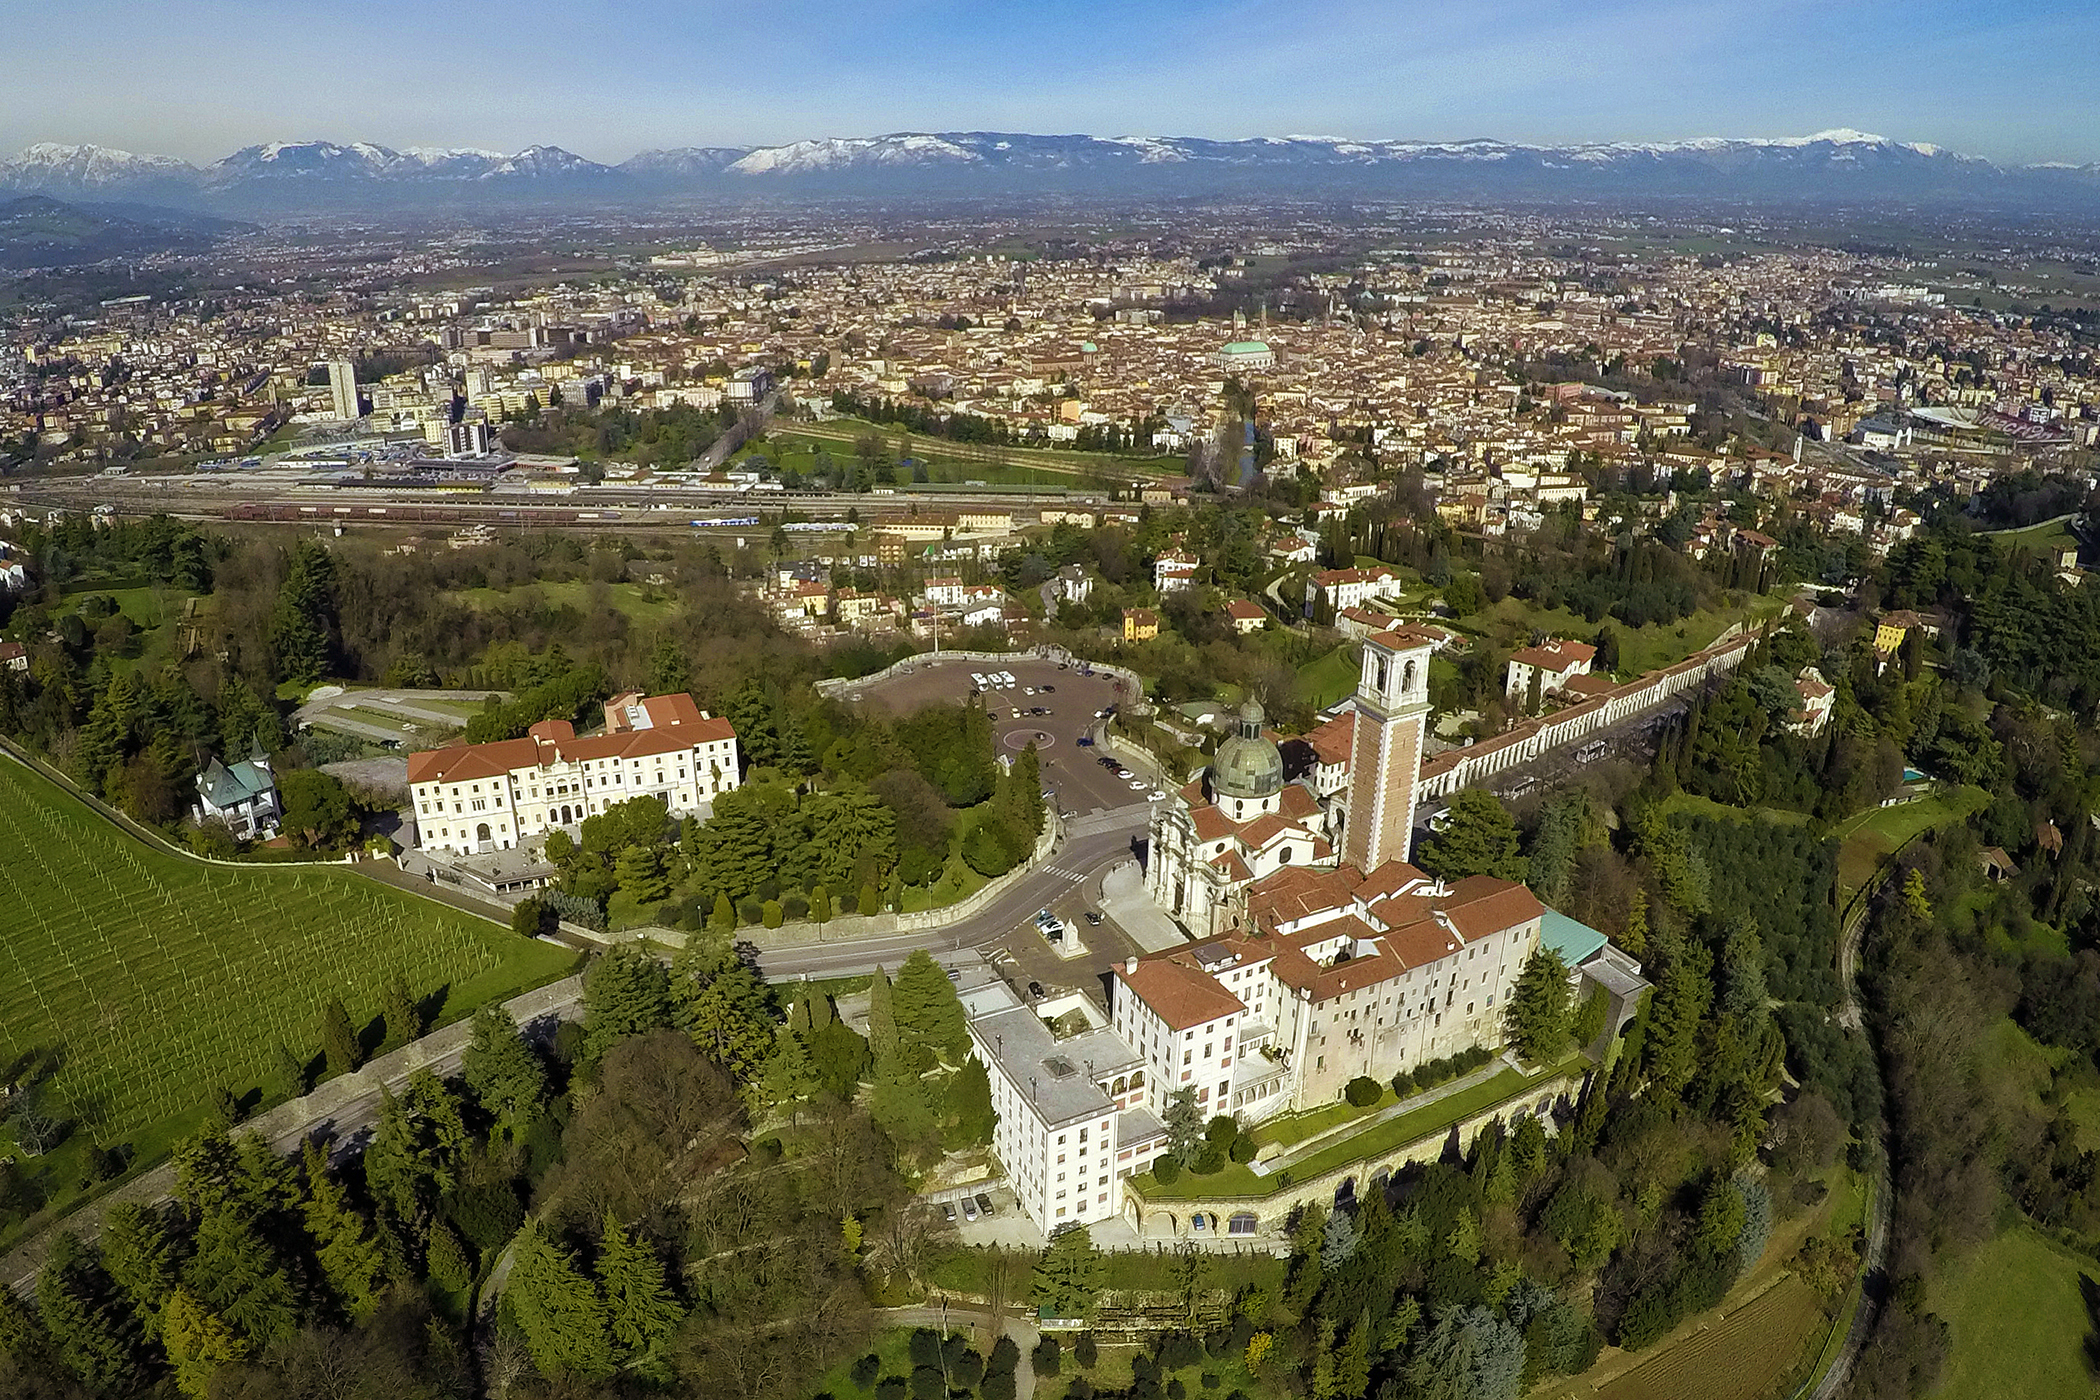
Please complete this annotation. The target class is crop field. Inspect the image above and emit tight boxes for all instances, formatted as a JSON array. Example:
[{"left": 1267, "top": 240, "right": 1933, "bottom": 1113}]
[
  {"left": 1584, "top": 1276, "right": 1824, "bottom": 1400},
  {"left": 0, "top": 755, "right": 572, "bottom": 1139}
]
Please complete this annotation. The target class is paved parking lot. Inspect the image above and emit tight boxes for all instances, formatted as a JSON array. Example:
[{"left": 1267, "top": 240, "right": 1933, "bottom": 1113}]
[{"left": 846, "top": 656, "right": 1150, "bottom": 820}]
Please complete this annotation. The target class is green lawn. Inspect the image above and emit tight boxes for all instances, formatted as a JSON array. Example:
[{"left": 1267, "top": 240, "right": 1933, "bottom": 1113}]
[
  {"left": 0, "top": 754, "right": 576, "bottom": 1145},
  {"left": 1835, "top": 785, "right": 1990, "bottom": 902},
  {"left": 1927, "top": 1225, "right": 2097, "bottom": 1400},
  {"left": 1657, "top": 792, "right": 1810, "bottom": 826},
  {"left": 444, "top": 580, "right": 682, "bottom": 624},
  {"left": 1456, "top": 594, "right": 1784, "bottom": 680},
  {"left": 1984, "top": 517, "right": 2078, "bottom": 555},
  {"left": 1296, "top": 644, "right": 1361, "bottom": 711},
  {"left": 1137, "top": 1058, "right": 1580, "bottom": 1199}
]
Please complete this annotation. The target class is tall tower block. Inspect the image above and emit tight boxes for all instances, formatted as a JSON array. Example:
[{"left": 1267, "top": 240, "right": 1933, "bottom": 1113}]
[{"left": 1343, "top": 628, "right": 1434, "bottom": 874}]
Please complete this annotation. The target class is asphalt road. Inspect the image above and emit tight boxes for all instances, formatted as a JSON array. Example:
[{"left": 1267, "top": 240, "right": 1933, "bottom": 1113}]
[{"left": 759, "top": 656, "right": 1161, "bottom": 982}]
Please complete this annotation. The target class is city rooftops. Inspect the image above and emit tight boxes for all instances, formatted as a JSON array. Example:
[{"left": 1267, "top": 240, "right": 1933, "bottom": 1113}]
[{"left": 969, "top": 981, "right": 1143, "bottom": 1128}]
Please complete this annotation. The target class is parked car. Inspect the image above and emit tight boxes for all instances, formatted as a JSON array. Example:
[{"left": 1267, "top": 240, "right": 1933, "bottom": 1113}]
[
  {"left": 962, "top": 1196, "right": 979, "bottom": 1222},
  {"left": 974, "top": 1193, "right": 995, "bottom": 1217},
  {"left": 1040, "top": 684, "right": 1056, "bottom": 692},
  {"left": 1147, "top": 790, "right": 1168, "bottom": 801},
  {"left": 1027, "top": 980, "right": 1045, "bottom": 999},
  {"left": 1084, "top": 911, "right": 1103, "bottom": 926},
  {"left": 1077, "top": 736, "right": 1094, "bottom": 747},
  {"left": 941, "top": 1201, "right": 957, "bottom": 1223}
]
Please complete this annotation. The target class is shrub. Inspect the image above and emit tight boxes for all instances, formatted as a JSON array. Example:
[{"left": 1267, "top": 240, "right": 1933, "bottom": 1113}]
[
  {"left": 989, "top": 1335, "right": 1021, "bottom": 1375},
  {"left": 875, "top": 1381, "right": 906, "bottom": 1400},
  {"left": 782, "top": 894, "right": 810, "bottom": 921},
  {"left": 1191, "top": 1143, "right": 1226, "bottom": 1176},
  {"left": 1033, "top": 1335, "right": 1062, "bottom": 1377},
  {"left": 1206, "top": 1115, "right": 1239, "bottom": 1144},
  {"left": 909, "top": 1329, "right": 942, "bottom": 1368},
  {"left": 1345, "top": 1076, "right": 1382, "bottom": 1107},
  {"left": 1391, "top": 1070, "right": 1417, "bottom": 1097},
  {"left": 983, "top": 1373, "right": 1017, "bottom": 1400},
  {"left": 1158, "top": 1333, "right": 1202, "bottom": 1370},
  {"left": 737, "top": 896, "right": 764, "bottom": 925},
  {"left": 1229, "top": 1134, "right": 1256, "bottom": 1164},
  {"left": 851, "top": 1354, "right": 882, "bottom": 1388},
  {"left": 1073, "top": 1334, "right": 1098, "bottom": 1369},
  {"left": 762, "top": 899, "right": 785, "bottom": 928},
  {"left": 1154, "top": 1156, "right": 1182, "bottom": 1185},
  {"left": 910, "top": 1367, "right": 945, "bottom": 1400}
]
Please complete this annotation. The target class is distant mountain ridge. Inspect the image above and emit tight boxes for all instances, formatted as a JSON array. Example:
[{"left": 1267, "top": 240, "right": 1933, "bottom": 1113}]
[{"left": 4, "top": 130, "right": 2097, "bottom": 211}]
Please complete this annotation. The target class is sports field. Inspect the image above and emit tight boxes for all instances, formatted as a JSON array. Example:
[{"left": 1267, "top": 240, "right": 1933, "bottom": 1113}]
[{"left": 0, "top": 754, "right": 574, "bottom": 1139}]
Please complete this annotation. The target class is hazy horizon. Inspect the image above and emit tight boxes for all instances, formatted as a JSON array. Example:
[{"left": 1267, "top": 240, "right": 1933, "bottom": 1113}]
[{"left": 7, "top": 0, "right": 2097, "bottom": 168}]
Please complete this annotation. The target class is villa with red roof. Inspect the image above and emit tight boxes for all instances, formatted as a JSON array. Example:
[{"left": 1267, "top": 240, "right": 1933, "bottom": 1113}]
[{"left": 407, "top": 690, "right": 739, "bottom": 855}]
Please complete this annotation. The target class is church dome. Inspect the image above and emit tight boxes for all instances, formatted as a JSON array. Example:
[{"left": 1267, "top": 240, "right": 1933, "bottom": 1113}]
[{"left": 1211, "top": 699, "right": 1284, "bottom": 801}]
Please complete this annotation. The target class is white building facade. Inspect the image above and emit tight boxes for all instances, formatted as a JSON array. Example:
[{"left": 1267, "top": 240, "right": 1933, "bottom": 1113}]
[{"left": 407, "top": 692, "right": 739, "bottom": 856}]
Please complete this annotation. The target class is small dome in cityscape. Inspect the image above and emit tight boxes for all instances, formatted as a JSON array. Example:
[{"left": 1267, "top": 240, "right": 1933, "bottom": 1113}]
[{"left": 1211, "top": 698, "right": 1283, "bottom": 800}]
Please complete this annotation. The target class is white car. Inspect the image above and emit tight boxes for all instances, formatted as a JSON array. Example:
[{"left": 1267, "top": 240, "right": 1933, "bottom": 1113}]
[
  {"left": 971, "top": 672, "right": 988, "bottom": 688},
  {"left": 1147, "top": 790, "right": 1168, "bottom": 802},
  {"left": 1128, "top": 780, "right": 1147, "bottom": 791}
]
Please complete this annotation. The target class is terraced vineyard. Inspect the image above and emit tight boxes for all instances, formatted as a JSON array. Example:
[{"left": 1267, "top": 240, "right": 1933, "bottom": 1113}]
[{"left": 0, "top": 754, "right": 569, "bottom": 1137}]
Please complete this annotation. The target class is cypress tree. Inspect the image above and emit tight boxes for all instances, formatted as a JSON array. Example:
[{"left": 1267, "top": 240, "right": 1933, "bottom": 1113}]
[
  {"left": 320, "top": 995, "right": 360, "bottom": 1076},
  {"left": 508, "top": 1222, "right": 614, "bottom": 1379},
  {"left": 381, "top": 973, "right": 422, "bottom": 1048},
  {"left": 596, "top": 1212, "right": 684, "bottom": 1365},
  {"left": 710, "top": 891, "right": 736, "bottom": 934},
  {"left": 866, "top": 965, "right": 900, "bottom": 1064},
  {"left": 270, "top": 1042, "right": 308, "bottom": 1100}
]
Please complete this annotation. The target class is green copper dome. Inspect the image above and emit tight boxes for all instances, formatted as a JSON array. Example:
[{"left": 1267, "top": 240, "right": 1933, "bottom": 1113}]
[{"left": 1212, "top": 699, "right": 1283, "bottom": 801}]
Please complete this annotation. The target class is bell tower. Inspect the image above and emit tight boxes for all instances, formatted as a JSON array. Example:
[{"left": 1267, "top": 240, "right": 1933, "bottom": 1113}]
[{"left": 1342, "top": 628, "right": 1434, "bottom": 874}]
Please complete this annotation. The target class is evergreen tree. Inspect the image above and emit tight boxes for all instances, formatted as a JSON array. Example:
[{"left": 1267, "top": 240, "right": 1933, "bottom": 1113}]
[
  {"left": 761, "top": 1032, "right": 819, "bottom": 1120},
  {"left": 381, "top": 972, "right": 421, "bottom": 1049},
  {"left": 1335, "top": 1310, "right": 1373, "bottom": 1400},
  {"left": 163, "top": 1287, "right": 247, "bottom": 1399},
  {"left": 582, "top": 941, "right": 672, "bottom": 1064},
  {"left": 300, "top": 1140, "right": 387, "bottom": 1321},
  {"left": 461, "top": 1006, "right": 548, "bottom": 1140},
  {"left": 892, "top": 948, "right": 970, "bottom": 1065},
  {"left": 362, "top": 1069, "right": 468, "bottom": 1230},
  {"left": 710, "top": 891, "right": 736, "bottom": 934},
  {"left": 1031, "top": 1226, "right": 1103, "bottom": 1318},
  {"left": 1163, "top": 1087, "right": 1206, "bottom": 1166},
  {"left": 596, "top": 1213, "right": 684, "bottom": 1368},
  {"left": 319, "top": 995, "right": 360, "bottom": 1076},
  {"left": 99, "top": 1202, "right": 184, "bottom": 1339},
  {"left": 508, "top": 1223, "right": 614, "bottom": 1379},
  {"left": 269, "top": 538, "right": 338, "bottom": 684},
  {"left": 616, "top": 845, "right": 671, "bottom": 904},
  {"left": 942, "top": 1055, "right": 998, "bottom": 1147},
  {"left": 425, "top": 1221, "right": 473, "bottom": 1296},
  {"left": 37, "top": 1231, "right": 142, "bottom": 1396},
  {"left": 673, "top": 940, "right": 778, "bottom": 1084},
  {"left": 866, "top": 965, "right": 900, "bottom": 1063},
  {"left": 184, "top": 1207, "right": 297, "bottom": 1347},
  {"left": 1418, "top": 789, "right": 1527, "bottom": 882},
  {"left": 809, "top": 883, "right": 832, "bottom": 923},
  {"left": 1504, "top": 949, "right": 1573, "bottom": 1064},
  {"left": 270, "top": 1042, "right": 307, "bottom": 1101},
  {"left": 868, "top": 1058, "right": 939, "bottom": 1159}
]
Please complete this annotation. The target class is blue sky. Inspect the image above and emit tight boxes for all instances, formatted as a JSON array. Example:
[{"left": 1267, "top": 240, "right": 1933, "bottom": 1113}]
[{"left": 9, "top": 0, "right": 2097, "bottom": 164}]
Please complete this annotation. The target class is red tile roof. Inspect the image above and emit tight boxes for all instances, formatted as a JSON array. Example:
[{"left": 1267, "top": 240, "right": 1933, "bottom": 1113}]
[{"left": 1120, "top": 955, "right": 1246, "bottom": 1031}]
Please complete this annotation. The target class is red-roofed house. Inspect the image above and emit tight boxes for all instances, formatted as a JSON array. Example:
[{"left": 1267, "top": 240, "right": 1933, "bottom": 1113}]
[
  {"left": 407, "top": 691, "right": 739, "bottom": 855},
  {"left": 1225, "top": 599, "right": 1268, "bottom": 635},
  {"left": 1505, "top": 637, "right": 1597, "bottom": 698}
]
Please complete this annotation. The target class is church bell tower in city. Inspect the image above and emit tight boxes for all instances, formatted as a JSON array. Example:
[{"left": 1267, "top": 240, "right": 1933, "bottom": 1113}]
[{"left": 1342, "top": 628, "right": 1436, "bottom": 874}]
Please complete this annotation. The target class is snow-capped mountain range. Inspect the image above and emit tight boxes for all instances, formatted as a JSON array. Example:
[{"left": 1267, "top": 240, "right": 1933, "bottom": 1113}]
[{"left": 3, "top": 131, "right": 2095, "bottom": 210}]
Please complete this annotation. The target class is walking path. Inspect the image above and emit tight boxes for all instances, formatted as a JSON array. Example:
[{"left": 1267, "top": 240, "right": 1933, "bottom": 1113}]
[{"left": 1, "top": 974, "right": 585, "bottom": 1295}]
